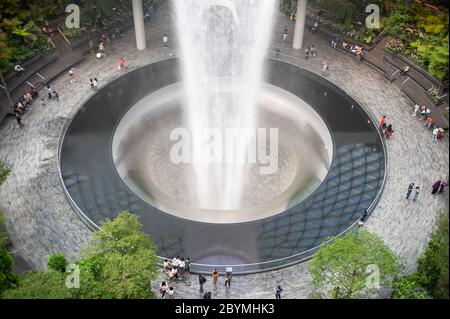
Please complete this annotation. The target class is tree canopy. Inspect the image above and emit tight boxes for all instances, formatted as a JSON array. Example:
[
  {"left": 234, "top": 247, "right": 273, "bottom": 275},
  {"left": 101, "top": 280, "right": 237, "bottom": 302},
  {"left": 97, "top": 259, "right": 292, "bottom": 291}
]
[
  {"left": 309, "top": 229, "right": 401, "bottom": 298},
  {"left": 1, "top": 211, "right": 159, "bottom": 299}
]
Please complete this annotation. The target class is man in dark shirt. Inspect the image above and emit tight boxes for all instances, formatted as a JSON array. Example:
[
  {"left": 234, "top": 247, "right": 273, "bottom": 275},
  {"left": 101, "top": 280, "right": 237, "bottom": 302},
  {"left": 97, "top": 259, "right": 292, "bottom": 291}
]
[{"left": 406, "top": 182, "right": 415, "bottom": 199}]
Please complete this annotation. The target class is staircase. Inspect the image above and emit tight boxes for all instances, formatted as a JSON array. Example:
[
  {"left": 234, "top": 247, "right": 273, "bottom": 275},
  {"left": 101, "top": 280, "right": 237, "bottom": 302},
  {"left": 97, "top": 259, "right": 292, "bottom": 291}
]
[
  {"left": 25, "top": 72, "right": 46, "bottom": 91},
  {"left": 48, "top": 29, "right": 72, "bottom": 53}
]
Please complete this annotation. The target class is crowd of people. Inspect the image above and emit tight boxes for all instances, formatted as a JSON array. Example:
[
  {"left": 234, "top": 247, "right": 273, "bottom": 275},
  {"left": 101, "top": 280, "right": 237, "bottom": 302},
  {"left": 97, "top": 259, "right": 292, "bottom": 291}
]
[
  {"left": 379, "top": 115, "right": 395, "bottom": 140},
  {"left": 341, "top": 41, "right": 364, "bottom": 62},
  {"left": 162, "top": 256, "right": 191, "bottom": 281},
  {"left": 406, "top": 179, "right": 447, "bottom": 202},
  {"left": 411, "top": 102, "right": 445, "bottom": 141},
  {"left": 159, "top": 264, "right": 287, "bottom": 299}
]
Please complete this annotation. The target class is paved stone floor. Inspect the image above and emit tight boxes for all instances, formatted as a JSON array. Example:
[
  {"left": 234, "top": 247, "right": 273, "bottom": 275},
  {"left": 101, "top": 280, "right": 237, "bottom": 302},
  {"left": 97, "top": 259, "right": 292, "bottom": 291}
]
[{"left": 0, "top": 1, "right": 448, "bottom": 299}]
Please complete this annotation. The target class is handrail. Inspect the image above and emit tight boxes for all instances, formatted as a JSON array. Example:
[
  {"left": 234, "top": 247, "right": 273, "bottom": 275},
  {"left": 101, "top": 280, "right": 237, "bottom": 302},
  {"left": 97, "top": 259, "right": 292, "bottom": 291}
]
[{"left": 58, "top": 28, "right": 72, "bottom": 47}]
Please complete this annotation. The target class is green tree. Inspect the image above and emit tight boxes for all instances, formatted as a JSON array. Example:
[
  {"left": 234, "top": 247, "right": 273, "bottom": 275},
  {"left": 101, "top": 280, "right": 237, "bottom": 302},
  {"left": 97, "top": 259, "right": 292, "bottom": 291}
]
[
  {"left": 47, "top": 253, "right": 68, "bottom": 273},
  {"left": 78, "top": 211, "right": 159, "bottom": 299},
  {"left": 1, "top": 271, "right": 71, "bottom": 299},
  {"left": 391, "top": 275, "right": 430, "bottom": 299},
  {"left": 427, "top": 37, "right": 449, "bottom": 82},
  {"left": 323, "top": 0, "right": 356, "bottom": 26},
  {"left": 0, "top": 249, "right": 18, "bottom": 295},
  {"left": 416, "top": 210, "right": 449, "bottom": 299},
  {"left": 309, "top": 230, "right": 401, "bottom": 298}
]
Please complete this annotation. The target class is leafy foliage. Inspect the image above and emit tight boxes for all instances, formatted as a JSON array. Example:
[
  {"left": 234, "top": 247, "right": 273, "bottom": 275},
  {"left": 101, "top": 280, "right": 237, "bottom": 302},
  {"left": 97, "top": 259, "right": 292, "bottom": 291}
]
[
  {"left": 0, "top": 162, "right": 11, "bottom": 186},
  {"left": 309, "top": 230, "right": 401, "bottom": 299},
  {"left": 1, "top": 271, "right": 70, "bottom": 299},
  {"left": 391, "top": 275, "right": 430, "bottom": 299},
  {"left": 0, "top": 249, "right": 18, "bottom": 295},
  {"left": 322, "top": 0, "right": 356, "bottom": 26},
  {"left": 79, "top": 211, "right": 159, "bottom": 299},
  {"left": 415, "top": 210, "right": 449, "bottom": 299},
  {"left": 47, "top": 253, "right": 69, "bottom": 273},
  {"left": 382, "top": 2, "right": 449, "bottom": 84},
  {"left": 1, "top": 211, "right": 159, "bottom": 299}
]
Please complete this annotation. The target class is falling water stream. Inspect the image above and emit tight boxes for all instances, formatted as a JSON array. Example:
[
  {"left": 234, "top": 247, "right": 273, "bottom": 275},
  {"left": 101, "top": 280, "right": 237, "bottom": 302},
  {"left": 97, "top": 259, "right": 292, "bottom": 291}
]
[{"left": 173, "top": 0, "right": 277, "bottom": 210}]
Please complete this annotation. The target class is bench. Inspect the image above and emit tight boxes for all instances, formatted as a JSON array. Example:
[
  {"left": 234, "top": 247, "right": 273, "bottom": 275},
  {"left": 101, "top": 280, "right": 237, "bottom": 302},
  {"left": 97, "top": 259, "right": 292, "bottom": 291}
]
[
  {"left": 400, "top": 79, "right": 449, "bottom": 129},
  {"left": 383, "top": 55, "right": 437, "bottom": 92}
]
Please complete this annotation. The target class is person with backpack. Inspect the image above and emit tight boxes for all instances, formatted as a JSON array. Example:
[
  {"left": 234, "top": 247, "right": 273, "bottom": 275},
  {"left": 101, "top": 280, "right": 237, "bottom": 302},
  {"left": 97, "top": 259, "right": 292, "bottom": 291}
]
[{"left": 275, "top": 285, "right": 283, "bottom": 299}]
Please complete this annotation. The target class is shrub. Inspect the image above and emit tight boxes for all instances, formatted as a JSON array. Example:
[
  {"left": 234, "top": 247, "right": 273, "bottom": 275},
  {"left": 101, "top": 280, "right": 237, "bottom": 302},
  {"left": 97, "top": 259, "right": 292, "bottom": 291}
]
[
  {"left": 0, "top": 249, "right": 18, "bottom": 295},
  {"left": 392, "top": 275, "right": 430, "bottom": 299},
  {"left": 416, "top": 210, "right": 449, "bottom": 299},
  {"left": 1, "top": 271, "right": 71, "bottom": 299},
  {"left": 309, "top": 230, "right": 401, "bottom": 299},
  {"left": 47, "top": 253, "right": 68, "bottom": 273},
  {"left": 0, "top": 162, "right": 11, "bottom": 186}
]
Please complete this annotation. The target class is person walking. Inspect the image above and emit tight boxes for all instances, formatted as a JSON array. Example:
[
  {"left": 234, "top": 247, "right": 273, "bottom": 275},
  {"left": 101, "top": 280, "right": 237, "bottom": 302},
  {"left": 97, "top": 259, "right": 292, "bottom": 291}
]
[
  {"left": 224, "top": 271, "right": 232, "bottom": 288},
  {"left": 322, "top": 61, "right": 329, "bottom": 76},
  {"left": 431, "top": 180, "right": 442, "bottom": 195},
  {"left": 379, "top": 115, "right": 386, "bottom": 132},
  {"left": 159, "top": 281, "right": 168, "bottom": 299},
  {"left": 69, "top": 68, "right": 75, "bottom": 83},
  {"left": 16, "top": 114, "right": 24, "bottom": 128},
  {"left": 167, "top": 286, "right": 175, "bottom": 299},
  {"left": 385, "top": 124, "right": 394, "bottom": 139},
  {"left": 439, "top": 181, "right": 448, "bottom": 193},
  {"left": 432, "top": 126, "right": 439, "bottom": 141},
  {"left": 406, "top": 182, "right": 415, "bottom": 199},
  {"left": 275, "top": 285, "right": 283, "bottom": 299},
  {"left": 99, "top": 42, "right": 105, "bottom": 57},
  {"left": 283, "top": 26, "right": 288, "bottom": 41},
  {"left": 203, "top": 291, "right": 212, "bottom": 299},
  {"left": 90, "top": 78, "right": 95, "bottom": 90},
  {"left": 89, "top": 39, "right": 95, "bottom": 55},
  {"left": 413, "top": 186, "right": 420, "bottom": 202},
  {"left": 46, "top": 85, "right": 52, "bottom": 99},
  {"left": 183, "top": 257, "right": 191, "bottom": 278},
  {"left": 412, "top": 103, "right": 420, "bottom": 117},
  {"left": 118, "top": 57, "right": 125, "bottom": 71},
  {"left": 199, "top": 274, "right": 207, "bottom": 292},
  {"left": 310, "top": 45, "right": 317, "bottom": 57},
  {"left": 359, "top": 209, "right": 368, "bottom": 224},
  {"left": 93, "top": 78, "right": 99, "bottom": 90},
  {"left": 163, "top": 34, "right": 168, "bottom": 48},
  {"left": 162, "top": 259, "right": 171, "bottom": 273},
  {"left": 53, "top": 90, "right": 59, "bottom": 101},
  {"left": 211, "top": 268, "right": 219, "bottom": 289}
]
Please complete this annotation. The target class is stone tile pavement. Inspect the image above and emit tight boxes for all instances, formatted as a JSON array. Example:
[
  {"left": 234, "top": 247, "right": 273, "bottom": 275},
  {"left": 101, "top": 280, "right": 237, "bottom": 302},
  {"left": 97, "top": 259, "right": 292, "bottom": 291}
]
[{"left": 0, "top": 1, "right": 448, "bottom": 298}]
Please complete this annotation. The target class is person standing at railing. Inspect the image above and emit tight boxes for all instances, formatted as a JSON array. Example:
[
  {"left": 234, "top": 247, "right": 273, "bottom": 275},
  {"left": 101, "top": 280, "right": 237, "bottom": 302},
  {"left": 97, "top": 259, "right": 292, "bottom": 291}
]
[
  {"left": 224, "top": 271, "right": 232, "bottom": 288},
  {"left": 199, "top": 274, "right": 207, "bottom": 292}
]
